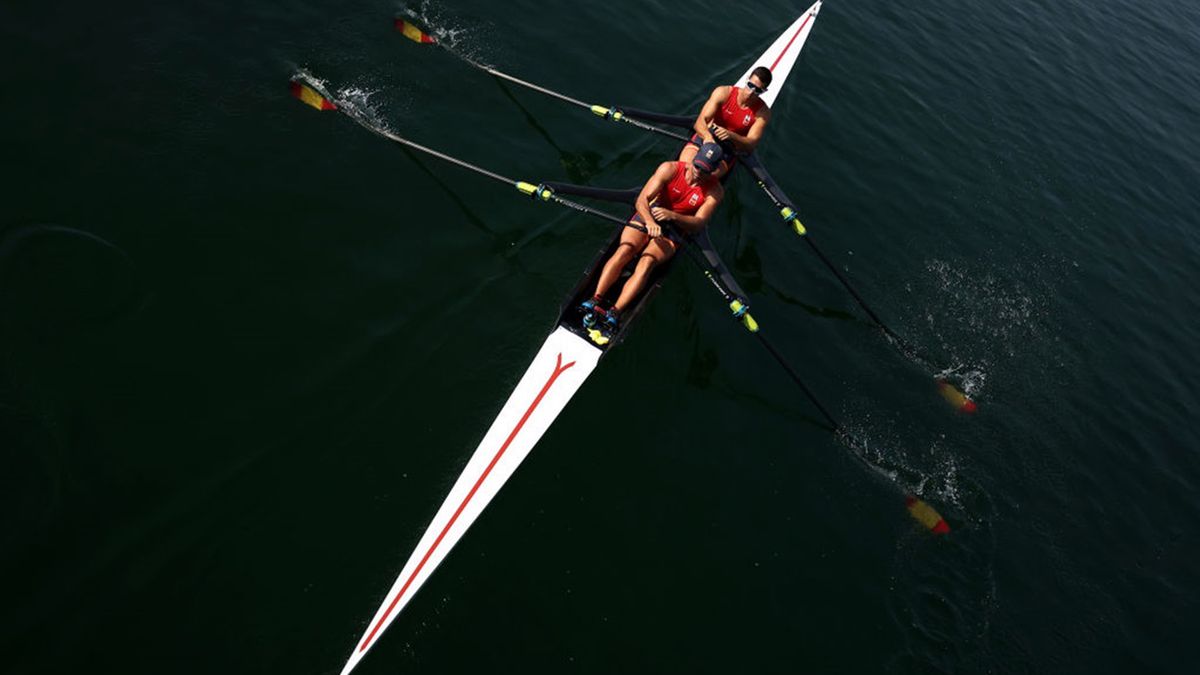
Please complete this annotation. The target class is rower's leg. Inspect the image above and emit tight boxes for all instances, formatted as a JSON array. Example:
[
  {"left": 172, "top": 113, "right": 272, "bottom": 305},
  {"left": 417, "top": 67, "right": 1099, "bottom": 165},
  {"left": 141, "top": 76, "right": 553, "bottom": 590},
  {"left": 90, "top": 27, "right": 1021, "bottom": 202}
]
[
  {"left": 592, "top": 225, "right": 647, "bottom": 299},
  {"left": 612, "top": 237, "right": 678, "bottom": 313}
]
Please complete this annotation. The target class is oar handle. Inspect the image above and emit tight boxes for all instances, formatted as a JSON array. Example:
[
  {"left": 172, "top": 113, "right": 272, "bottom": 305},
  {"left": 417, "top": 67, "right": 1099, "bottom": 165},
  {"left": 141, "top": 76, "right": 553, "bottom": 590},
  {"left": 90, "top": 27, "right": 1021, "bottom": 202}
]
[{"left": 516, "top": 182, "right": 650, "bottom": 234}]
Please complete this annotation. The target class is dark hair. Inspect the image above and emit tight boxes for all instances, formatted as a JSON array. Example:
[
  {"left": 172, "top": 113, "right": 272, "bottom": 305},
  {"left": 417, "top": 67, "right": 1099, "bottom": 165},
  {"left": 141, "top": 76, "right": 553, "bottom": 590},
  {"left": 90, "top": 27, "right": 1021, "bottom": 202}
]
[{"left": 750, "top": 66, "right": 773, "bottom": 88}]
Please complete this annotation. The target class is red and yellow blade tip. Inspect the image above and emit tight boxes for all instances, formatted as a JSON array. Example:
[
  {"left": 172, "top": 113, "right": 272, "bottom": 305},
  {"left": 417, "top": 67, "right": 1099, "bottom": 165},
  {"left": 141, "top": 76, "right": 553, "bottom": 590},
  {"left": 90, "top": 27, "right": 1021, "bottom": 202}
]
[
  {"left": 936, "top": 379, "right": 978, "bottom": 414},
  {"left": 394, "top": 18, "right": 436, "bottom": 44},
  {"left": 905, "top": 495, "right": 951, "bottom": 535},
  {"left": 289, "top": 80, "right": 336, "bottom": 111}
]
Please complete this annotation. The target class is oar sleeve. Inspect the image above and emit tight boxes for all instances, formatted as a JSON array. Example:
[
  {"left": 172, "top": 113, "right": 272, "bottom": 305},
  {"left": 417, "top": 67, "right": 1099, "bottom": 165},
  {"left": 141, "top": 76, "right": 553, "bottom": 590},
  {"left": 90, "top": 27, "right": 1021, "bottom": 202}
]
[
  {"left": 691, "top": 231, "right": 749, "bottom": 301},
  {"left": 542, "top": 182, "right": 640, "bottom": 205},
  {"left": 617, "top": 107, "right": 695, "bottom": 131}
]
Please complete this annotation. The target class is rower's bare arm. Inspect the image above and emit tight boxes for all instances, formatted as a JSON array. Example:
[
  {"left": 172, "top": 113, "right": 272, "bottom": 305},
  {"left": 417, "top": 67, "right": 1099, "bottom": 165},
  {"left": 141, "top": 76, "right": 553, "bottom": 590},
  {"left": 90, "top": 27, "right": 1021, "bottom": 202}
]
[
  {"left": 636, "top": 163, "right": 676, "bottom": 230},
  {"left": 692, "top": 87, "right": 730, "bottom": 142},
  {"left": 670, "top": 187, "right": 724, "bottom": 234},
  {"left": 728, "top": 108, "right": 772, "bottom": 152},
  {"left": 740, "top": 108, "right": 771, "bottom": 151}
]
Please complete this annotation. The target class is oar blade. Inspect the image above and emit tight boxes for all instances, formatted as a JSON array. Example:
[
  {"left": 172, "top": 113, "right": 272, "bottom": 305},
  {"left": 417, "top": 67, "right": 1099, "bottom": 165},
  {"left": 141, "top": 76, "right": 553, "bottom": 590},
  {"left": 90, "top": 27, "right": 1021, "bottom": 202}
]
[
  {"left": 394, "top": 18, "right": 436, "bottom": 44},
  {"left": 904, "top": 495, "right": 950, "bottom": 534},
  {"left": 289, "top": 80, "right": 336, "bottom": 111},
  {"left": 936, "top": 379, "right": 978, "bottom": 413}
]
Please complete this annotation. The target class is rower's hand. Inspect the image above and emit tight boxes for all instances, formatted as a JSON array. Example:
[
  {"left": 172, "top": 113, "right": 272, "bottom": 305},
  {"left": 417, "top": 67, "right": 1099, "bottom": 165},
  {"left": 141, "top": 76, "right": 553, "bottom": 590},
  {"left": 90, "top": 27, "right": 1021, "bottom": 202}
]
[
  {"left": 650, "top": 206, "right": 675, "bottom": 223},
  {"left": 645, "top": 221, "right": 663, "bottom": 238},
  {"left": 711, "top": 125, "right": 731, "bottom": 142}
]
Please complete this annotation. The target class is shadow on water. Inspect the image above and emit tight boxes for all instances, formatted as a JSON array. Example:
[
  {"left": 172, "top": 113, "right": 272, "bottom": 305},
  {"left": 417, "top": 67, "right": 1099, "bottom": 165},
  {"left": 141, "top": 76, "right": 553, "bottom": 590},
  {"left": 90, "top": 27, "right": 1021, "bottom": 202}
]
[
  {"left": 395, "top": 146, "right": 498, "bottom": 240},
  {"left": 490, "top": 78, "right": 606, "bottom": 184},
  {"left": 0, "top": 223, "right": 143, "bottom": 552},
  {"left": 0, "top": 403, "right": 62, "bottom": 552},
  {"left": 0, "top": 223, "right": 142, "bottom": 339},
  {"left": 735, "top": 388, "right": 832, "bottom": 433},
  {"left": 487, "top": 78, "right": 647, "bottom": 181},
  {"left": 686, "top": 337, "right": 830, "bottom": 431},
  {"left": 731, "top": 239, "right": 862, "bottom": 323}
]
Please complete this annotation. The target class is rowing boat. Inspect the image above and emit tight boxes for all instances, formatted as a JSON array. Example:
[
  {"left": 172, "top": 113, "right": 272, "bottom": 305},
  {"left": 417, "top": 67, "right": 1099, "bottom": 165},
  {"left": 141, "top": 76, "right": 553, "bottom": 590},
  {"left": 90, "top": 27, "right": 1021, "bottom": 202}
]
[{"left": 336, "top": 4, "right": 823, "bottom": 673}]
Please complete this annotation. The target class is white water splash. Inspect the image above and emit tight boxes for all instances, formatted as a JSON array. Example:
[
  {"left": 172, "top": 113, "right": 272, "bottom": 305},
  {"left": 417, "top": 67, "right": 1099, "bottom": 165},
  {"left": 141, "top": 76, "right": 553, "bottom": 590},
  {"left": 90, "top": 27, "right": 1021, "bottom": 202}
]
[
  {"left": 840, "top": 413, "right": 965, "bottom": 511},
  {"left": 914, "top": 255, "right": 1063, "bottom": 398},
  {"left": 397, "top": 2, "right": 486, "bottom": 63}
]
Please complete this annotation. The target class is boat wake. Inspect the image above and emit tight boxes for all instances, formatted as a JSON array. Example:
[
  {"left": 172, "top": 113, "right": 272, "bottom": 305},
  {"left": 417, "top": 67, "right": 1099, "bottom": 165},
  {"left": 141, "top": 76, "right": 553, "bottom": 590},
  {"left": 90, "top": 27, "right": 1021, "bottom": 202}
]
[
  {"left": 838, "top": 416, "right": 963, "bottom": 512},
  {"left": 396, "top": 2, "right": 482, "bottom": 61},
  {"left": 915, "top": 256, "right": 1060, "bottom": 399}
]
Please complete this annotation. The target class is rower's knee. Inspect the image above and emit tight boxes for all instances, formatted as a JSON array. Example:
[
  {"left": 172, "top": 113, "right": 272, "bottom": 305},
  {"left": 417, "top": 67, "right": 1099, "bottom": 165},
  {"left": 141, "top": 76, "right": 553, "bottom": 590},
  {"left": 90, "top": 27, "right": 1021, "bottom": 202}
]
[
  {"left": 613, "top": 241, "right": 637, "bottom": 263},
  {"left": 635, "top": 253, "right": 659, "bottom": 273}
]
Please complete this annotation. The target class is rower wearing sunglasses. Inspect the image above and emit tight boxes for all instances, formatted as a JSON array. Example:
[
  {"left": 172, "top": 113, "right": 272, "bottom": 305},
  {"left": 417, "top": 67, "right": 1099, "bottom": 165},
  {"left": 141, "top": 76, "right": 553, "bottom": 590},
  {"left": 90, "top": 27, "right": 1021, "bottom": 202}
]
[
  {"left": 679, "top": 66, "right": 773, "bottom": 179},
  {"left": 579, "top": 143, "right": 727, "bottom": 342}
]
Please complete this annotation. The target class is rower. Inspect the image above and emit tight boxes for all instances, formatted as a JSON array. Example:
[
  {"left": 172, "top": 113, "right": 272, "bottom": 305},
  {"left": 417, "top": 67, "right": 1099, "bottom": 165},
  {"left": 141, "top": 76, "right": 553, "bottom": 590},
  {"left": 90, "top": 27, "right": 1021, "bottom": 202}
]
[
  {"left": 580, "top": 143, "right": 726, "bottom": 341},
  {"left": 679, "top": 66, "right": 773, "bottom": 179}
]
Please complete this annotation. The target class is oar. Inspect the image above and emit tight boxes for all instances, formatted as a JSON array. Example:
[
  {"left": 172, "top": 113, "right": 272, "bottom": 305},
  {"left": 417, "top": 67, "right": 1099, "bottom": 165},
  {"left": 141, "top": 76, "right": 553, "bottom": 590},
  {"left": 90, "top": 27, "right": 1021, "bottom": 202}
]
[
  {"left": 674, "top": 240, "right": 950, "bottom": 535},
  {"left": 289, "top": 77, "right": 652, "bottom": 235},
  {"left": 394, "top": 18, "right": 693, "bottom": 143},
  {"left": 393, "top": 17, "right": 977, "bottom": 414},
  {"left": 740, "top": 155, "right": 978, "bottom": 413},
  {"left": 290, "top": 75, "right": 951, "bottom": 535}
]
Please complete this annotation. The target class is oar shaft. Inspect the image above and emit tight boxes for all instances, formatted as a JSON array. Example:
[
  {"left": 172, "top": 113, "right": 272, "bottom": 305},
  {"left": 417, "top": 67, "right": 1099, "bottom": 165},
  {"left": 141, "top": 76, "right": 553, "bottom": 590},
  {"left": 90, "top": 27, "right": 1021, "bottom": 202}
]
[
  {"left": 752, "top": 332, "right": 839, "bottom": 431},
  {"left": 675, "top": 241, "right": 839, "bottom": 431},
  {"left": 438, "top": 45, "right": 691, "bottom": 143},
  {"left": 478, "top": 63, "right": 593, "bottom": 111},
  {"left": 368, "top": 123, "right": 517, "bottom": 185},
  {"left": 298, "top": 76, "right": 651, "bottom": 235},
  {"left": 741, "top": 154, "right": 937, "bottom": 367}
]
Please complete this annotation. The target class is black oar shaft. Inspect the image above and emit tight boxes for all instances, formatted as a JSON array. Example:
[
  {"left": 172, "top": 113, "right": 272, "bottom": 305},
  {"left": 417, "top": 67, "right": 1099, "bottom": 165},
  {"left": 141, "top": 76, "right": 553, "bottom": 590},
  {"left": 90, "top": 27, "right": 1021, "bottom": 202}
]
[
  {"left": 409, "top": 29, "right": 946, "bottom": 381},
  {"left": 803, "top": 236, "right": 889, "bottom": 333},
  {"left": 742, "top": 155, "right": 933, "bottom": 363},
  {"left": 752, "top": 332, "right": 840, "bottom": 431},
  {"left": 674, "top": 241, "right": 839, "bottom": 432}
]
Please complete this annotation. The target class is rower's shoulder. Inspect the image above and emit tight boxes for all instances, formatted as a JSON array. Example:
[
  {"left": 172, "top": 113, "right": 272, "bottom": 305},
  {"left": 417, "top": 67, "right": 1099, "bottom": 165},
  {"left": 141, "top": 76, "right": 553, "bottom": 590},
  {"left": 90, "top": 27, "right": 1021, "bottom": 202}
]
[{"left": 710, "top": 84, "right": 733, "bottom": 99}]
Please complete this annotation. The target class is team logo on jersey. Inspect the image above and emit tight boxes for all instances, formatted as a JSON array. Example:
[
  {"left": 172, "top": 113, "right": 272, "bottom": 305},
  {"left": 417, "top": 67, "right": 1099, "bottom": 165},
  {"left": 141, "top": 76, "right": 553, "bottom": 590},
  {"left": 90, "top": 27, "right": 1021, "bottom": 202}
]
[{"left": 743, "top": 113, "right": 753, "bottom": 126}]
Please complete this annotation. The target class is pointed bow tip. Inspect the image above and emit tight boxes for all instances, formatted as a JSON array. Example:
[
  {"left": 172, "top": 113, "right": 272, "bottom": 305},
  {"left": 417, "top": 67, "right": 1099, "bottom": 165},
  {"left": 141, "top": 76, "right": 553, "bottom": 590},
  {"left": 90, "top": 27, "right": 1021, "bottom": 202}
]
[{"left": 338, "top": 652, "right": 363, "bottom": 675}]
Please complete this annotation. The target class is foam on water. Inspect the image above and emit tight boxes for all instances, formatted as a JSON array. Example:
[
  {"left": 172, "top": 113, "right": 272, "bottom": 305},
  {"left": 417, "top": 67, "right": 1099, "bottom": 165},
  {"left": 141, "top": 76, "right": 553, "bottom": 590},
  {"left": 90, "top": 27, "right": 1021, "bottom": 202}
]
[
  {"left": 397, "top": 2, "right": 488, "bottom": 64},
  {"left": 906, "top": 254, "right": 1070, "bottom": 399}
]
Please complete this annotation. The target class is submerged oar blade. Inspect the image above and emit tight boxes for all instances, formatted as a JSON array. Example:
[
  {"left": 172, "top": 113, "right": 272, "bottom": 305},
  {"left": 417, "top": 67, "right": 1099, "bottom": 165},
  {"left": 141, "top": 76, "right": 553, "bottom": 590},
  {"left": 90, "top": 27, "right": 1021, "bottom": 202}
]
[
  {"left": 394, "top": 18, "right": 436, "bottom": 44},
  {"left": 905, "top": 495, "right": 950, "bottom": 534},
  {"left": 936, "top": 379, "right": 978, "bottom": 413},
  {"left": 289, "top": 80, "right": 336, "bottom": 111}
]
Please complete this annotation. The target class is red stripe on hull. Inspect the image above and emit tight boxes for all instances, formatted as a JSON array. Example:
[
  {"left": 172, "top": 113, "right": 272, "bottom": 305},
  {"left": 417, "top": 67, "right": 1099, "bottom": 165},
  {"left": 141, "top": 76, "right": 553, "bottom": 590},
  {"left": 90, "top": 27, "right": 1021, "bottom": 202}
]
[
  {"left": 358, "top": 353, "right": 577, "bottom": 652},
  {"left": 769, "top": 12, "right": 815, "bottom": 72}
]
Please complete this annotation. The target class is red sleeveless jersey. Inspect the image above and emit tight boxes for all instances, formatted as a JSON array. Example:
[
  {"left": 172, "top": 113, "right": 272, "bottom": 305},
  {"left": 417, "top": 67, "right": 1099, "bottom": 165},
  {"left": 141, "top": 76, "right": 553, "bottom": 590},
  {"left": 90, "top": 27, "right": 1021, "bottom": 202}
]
[
  {"left": 714, "top": 86, "right": 764, "bottom": 136},
  {"left": 661, "top": 162, "right": 709, "bottom": 215}
]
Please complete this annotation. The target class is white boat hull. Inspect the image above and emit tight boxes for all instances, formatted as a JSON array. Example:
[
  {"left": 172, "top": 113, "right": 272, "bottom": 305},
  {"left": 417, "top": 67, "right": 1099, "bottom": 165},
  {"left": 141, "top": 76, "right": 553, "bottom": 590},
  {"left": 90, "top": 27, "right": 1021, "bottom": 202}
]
[
  {"left": 341, "top": 4, "right": 823, "bottom": 671},
  {"left": 341, "top": 327, "right": 600, "bottom": 675},
  {"left": 738, "top": 1, "right": 822, "bottom": 109}
]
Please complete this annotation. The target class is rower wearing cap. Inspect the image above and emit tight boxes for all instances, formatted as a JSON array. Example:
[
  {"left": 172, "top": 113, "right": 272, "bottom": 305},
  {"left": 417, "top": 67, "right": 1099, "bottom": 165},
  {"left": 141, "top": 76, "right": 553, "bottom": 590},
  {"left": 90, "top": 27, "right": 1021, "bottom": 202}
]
[
  {"left": 580, "top": 143, "right": 726, "bottom": 340},
  {"left": 679, "top": 66, "right": 773, "bottom": 178}
]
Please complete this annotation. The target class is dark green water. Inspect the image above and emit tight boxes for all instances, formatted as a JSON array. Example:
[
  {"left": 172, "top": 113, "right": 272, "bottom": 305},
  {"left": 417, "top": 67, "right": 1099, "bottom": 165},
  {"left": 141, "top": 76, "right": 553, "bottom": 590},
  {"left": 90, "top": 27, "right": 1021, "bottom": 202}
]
[{"left": 4, "top": 0, "right": 1198, "bottom": 672}]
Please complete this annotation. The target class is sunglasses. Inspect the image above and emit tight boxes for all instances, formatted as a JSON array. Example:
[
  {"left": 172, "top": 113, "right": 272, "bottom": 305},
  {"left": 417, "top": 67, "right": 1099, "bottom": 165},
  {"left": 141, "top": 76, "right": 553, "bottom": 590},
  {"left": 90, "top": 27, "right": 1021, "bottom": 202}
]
[{"left": 746, "top": 80, "right": 767, "bottom": 94}]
